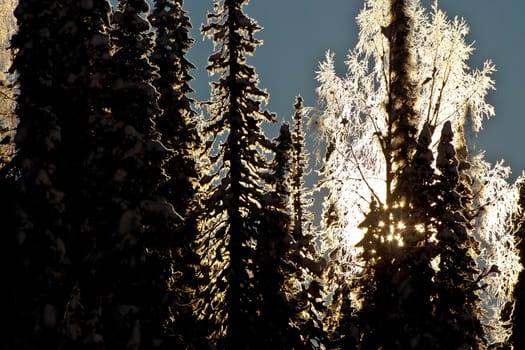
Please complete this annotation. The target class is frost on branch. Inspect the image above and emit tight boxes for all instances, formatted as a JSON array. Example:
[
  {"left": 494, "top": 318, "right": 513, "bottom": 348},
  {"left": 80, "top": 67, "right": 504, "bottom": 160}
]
[
  {"left": 315, "top": 0, "right": 517, "bottom": 346},
  {"left": 469, "top": 155, "right": 522, "bottom": 344},
  {"left": 314, "top": 0, "right": 496, "bottom": 270}
]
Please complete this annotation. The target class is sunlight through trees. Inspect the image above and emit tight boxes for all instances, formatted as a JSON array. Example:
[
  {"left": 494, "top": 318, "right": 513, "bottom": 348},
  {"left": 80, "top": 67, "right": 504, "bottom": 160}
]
[{"left": 2, "top": 0, "right": 524, "bottom": 348}]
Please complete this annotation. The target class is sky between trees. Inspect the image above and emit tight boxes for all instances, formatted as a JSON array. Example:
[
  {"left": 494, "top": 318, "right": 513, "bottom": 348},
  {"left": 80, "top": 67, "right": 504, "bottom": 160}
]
[
  {"left": 181, "top": 0, "right": 525, "bottom": 177},
  {"left": 3, "top": 0, "right": 525, "bottom": 348}
]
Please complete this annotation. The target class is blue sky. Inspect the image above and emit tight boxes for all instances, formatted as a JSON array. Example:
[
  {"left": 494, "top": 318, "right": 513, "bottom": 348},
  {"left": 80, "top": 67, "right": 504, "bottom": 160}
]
[{"left": 180, "top": 0, "right": 525, "bottom": 179}]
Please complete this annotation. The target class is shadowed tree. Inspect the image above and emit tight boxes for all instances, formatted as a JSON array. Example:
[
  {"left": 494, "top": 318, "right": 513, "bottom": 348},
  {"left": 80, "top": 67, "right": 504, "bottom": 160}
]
[
  {"left": 256, "top": 123, "right": 302, "bottom": 348},
  {"left": 196, "top": 0, "right": 284, "bottom": 348},
  {"left": 432, "top": 121, "right": 485, "bottom": 348},
  {"left": 148, "top": 0, "right": 205, "bottom": 346},
  {"left": 357, "top": 122, "right": 437, "bottom": 349},
  {"left": 75, "top": 1, "right": 178, "bottom": 347},
  {"left": 8, "top": 0, "right": 114, "bottom": 347}
]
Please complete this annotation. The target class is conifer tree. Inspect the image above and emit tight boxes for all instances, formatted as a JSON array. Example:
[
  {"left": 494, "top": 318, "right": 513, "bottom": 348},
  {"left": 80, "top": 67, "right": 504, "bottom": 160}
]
[
  {"left": 148, "top": 0, "right": 205, "bottom": 346},
  {"left": 314, "top": 0, "right": 506, "bottom": 347},
  {"left": 432, "top": 121, "right": 485, "bottom": 348},
  {"left": 149, "top": 0, "right": 200, "bottom": 217},
  {"left": 76, "top": 1, "right": 177, "bottom": 347},
  {"left": 256, "top": 98, "right": 327, "bottom": 349},
  {"left": 256, "top": 123, "right": 303, "bottom": 348},
  {"left": 357, "top": 123, "right": 437, "bottom": 349},
  {"left": 287, "top": 96, "right": 327, "bottom": 348},
  {"left": 290, "top": 97, "right": 317, "bottom": 266},
  {"left": 8, "top": 0, "right": 114, "bottom": 347},
  {"left": 197, "top": 0, "right": 278, "bottom": 347},
  {"left": 510, "top": 177, "right": 525, "bottom": 349}
]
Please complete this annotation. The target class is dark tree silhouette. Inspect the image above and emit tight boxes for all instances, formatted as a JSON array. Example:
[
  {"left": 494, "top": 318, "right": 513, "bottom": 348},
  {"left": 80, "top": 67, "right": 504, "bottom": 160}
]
[
  {"left": 256, "top": 123, "right": 303, "bottom": 348},
  {"left": 8, "top": 0, "right": 114, "bottom": 347},
  {"left": 432, "top": 121, "right": 485, "bottom": 348},
  {"left": 149, "top": 0, "right": 200, "bottom": 218},
  {"left": 76, "top": 1, "right": 177, "bottom": 347},
  {"left": 284, "top": 97, "right": 328, "bottom": 348},
  {"left": 357, "top": 124, "right": 436, "bottom": 349},
  {"left": 148, "top": 0, "right": 206, "bottom": 346},
  {"left": 355, "top": 1, "right": 433, "bottom": 348},
  {"left": 196, "top": 0, "right": 282, "bottom": 347}
]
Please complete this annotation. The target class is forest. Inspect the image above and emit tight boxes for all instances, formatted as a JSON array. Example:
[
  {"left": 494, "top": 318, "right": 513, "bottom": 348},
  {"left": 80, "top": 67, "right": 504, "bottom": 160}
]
[{"left": 1, "top": 0, "right": 524, "bottom": 349}]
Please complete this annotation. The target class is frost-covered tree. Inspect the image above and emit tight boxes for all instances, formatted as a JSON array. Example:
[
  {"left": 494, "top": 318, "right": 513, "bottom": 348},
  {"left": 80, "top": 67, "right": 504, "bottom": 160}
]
[
  {"left": 286, "top": 96, "right": 327, "bottom": 349},
  {"left": 509, "top": 176, "right": 525, "bottom": 349},
  {"left": 314, "top": 0, "right": 521, "bottom": 346},
  {"left": 468, "top": 155, "right": 521, "bottom": 344},
  {"left": 196, "top": 0, "right": 282, "bottom": 347},
  {"left": 148, "top": 1, "right": 205, "bottom": 346},
  {"left": 290, "top": 97, "right": 317, "bottom": 264}
]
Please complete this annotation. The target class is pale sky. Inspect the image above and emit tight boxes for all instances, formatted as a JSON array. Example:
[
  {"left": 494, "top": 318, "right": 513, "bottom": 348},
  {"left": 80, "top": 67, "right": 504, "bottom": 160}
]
[{"left": 182, "top": 0, "right": 525, "bottom": 179}]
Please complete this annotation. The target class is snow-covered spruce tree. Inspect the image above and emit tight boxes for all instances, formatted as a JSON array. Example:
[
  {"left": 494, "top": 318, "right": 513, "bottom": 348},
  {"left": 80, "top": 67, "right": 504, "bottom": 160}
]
[
  {"left": 255, "top": 123, "right": 305, "bottom": 348},
  {"left": 508, "top": 176, "right": 525, "bottom": 349},
  {"left": 356, "top": 124, "right": 438, "bottom": 348},
  {"left": 149, "top": 0, "right": 200, "bottom": 218},
  {"left": 148, "top": 1, "right": 206, "bottom": 346},
  {"left": 291, "top": 97, "right": 315, "bottom": 254},
  {"left": 46, "top": 1, "right": 116, "bottom": 346},
  {"left": 196, "top": 0, "right": 288, "bottom": 347},
  {"left": 314, "top": 0, "right": 521, "bottom": 346},
  {"left": 286, "top": 96, "right": 327, "bottom": 348},
  {"left": 7, "top": 0, "right": 114, "bottom": 347},
  {"left": 10, "top": 4, "right": 68, "bottom": 343},
  {"left": 256, "top": 98, "right": 327, "bottom": 349},
  {"left": 77, "top": 1, "right": 177, "bottom": 347},
  {"left": 432, "top": 121, "right": 485, "bottom": 348}
]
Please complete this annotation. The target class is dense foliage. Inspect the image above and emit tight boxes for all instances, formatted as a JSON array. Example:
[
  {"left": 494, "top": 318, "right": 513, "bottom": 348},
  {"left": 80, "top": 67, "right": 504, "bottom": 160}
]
[{"left": 1, "top": 0, "right": 523, "bottom": 349}]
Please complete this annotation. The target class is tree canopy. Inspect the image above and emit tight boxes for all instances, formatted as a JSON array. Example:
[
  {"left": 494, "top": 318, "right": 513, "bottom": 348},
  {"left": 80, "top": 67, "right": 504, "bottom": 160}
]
[{"left": 2, "top": 0, "right": 524, "bottom": 349}]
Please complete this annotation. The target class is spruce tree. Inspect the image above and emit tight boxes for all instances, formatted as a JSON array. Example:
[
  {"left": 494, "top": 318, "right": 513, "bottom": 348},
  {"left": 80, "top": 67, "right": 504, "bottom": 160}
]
[
  {"left": 357, "top": 123, "right": 437, "bottom": 349},
  {"left": 256, "top": 123, "right": 302, "bottom": 348},
  {"left": 355, "top": 1, "right": 435, "bottom": 348},
  {"left": 53, "top": 1, "right": 115, "bottom": 346},
  {"left": 510, "top": 177, "right": 525, "bottom": 349},
  {"left": 431, "top": 121, "right": 485, "bottom": 348},
  {"left": 290, "top": 97, "right": 318, "bottom": 270},
  {"left": 8, "top": 0, "right": 114, "bottom": 347},
  {"left": 149, "top": 0, "right": 200, "bottom": 217},
  {"left": 256, "top": 98, "right": 327, "bottom": 348},
  {"left": 288, "top": 96, "right": 327, "bottom": 348},
  {"left": 197, "top": 0, "right": 278, "bottom": 347},
  {"left": 77, "top": 1, "right": 177, "bottom": 347},
  {"left": 148, "top": 0, "right": 205, "bottom": 346}
]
